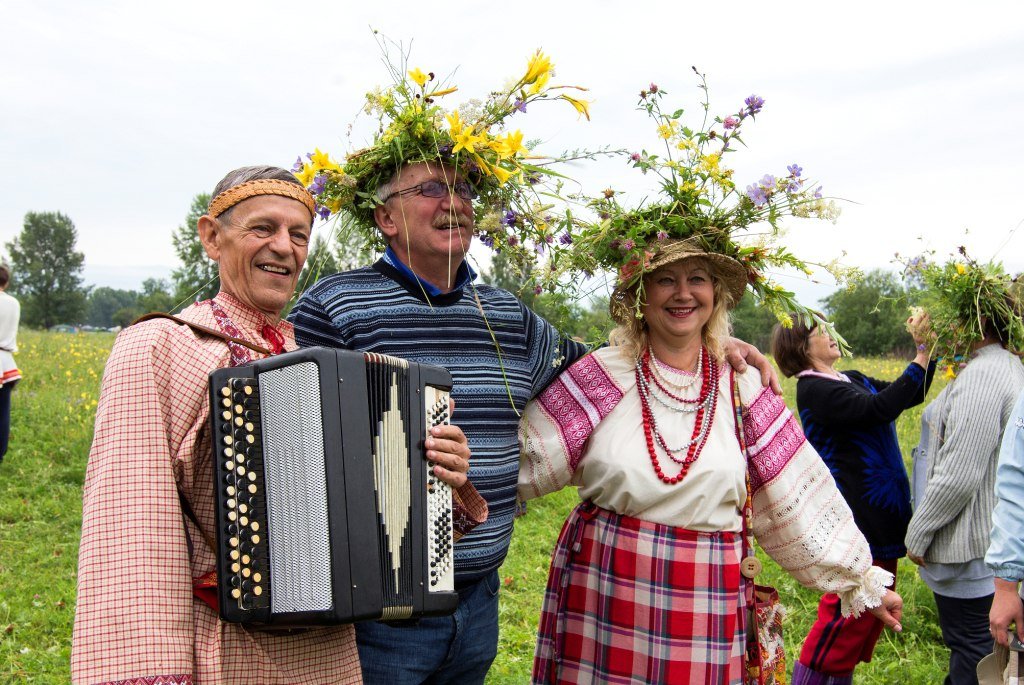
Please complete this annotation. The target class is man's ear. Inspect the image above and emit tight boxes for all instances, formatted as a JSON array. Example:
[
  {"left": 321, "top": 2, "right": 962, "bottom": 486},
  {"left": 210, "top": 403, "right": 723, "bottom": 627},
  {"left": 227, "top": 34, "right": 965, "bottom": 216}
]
[
  {"left": 374, "top": 203, "right": 400, "bottom": 242},
  {"left": 197, "top": 215, "right": 222, "bottom": 262}
]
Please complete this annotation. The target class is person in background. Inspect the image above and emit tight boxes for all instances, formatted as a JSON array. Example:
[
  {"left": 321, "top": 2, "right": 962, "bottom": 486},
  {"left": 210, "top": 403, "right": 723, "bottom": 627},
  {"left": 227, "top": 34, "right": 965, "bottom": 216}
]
[
  {"left": 0, "top": 264, "right": 21, "bottom": 463},
  {"left": 771, "top": 312, "right": 935, "bottom": 685},
  {"left": 906, "top": 275, "right": 1024, "bottom": 685}
]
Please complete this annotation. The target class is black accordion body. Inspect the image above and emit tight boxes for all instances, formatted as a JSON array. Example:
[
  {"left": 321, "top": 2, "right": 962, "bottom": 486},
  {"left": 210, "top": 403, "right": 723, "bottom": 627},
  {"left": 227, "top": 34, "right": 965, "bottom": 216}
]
[{"left": 208, "top": 347, "right": 458, "bottom": 626}]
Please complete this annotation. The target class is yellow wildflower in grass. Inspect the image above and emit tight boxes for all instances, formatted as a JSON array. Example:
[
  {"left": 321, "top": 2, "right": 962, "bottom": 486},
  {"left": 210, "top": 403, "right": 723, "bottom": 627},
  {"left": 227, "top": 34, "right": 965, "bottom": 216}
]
[
  {"left": 956, "top": 264, "right": 967, "bottom": 276},
  {"left": 561, "top": 95, "right": 590, "bottom": 121},
  {"left": 408, "top": 68, "right": 429, "bottom": 87},
  {"left": 679, "top": 181, "right": 697, "bottom": 193},
  {"left": 676, "top": 138, "right": 696, "bottom": 151},
  {"left": 944, "top": 364, "right": 957, "bottom": 380},
  {"left": 447, "top": 110, "right": 463, "bottom": 135},
  {"left": 523, "top": 50, "right": 553, "bottom": 85},
  {"left": 490, "top": 164, "right": 514, "bottom": 185},
  {"left": 501, "top": 130, "right": 527, "bottom": 157}
]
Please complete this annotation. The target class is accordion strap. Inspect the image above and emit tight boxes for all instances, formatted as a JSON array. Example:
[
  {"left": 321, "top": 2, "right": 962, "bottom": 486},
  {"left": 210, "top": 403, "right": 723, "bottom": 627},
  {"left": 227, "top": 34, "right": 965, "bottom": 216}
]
[{"left": 131, "top": 312, "right": 273, "bottom": 356}]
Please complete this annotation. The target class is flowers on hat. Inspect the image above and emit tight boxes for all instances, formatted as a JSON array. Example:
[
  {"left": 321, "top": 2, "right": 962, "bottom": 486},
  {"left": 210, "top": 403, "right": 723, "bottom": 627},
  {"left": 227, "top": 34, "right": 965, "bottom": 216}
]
[
  {"left": 539, "top": 68, "right": 851, "bottom": 345},
  {"left": 294, "top": 38, "right": 594, "bottom": 253},
  {"left": 901, "top": 247, "right": 1024, "bottom": 364}
]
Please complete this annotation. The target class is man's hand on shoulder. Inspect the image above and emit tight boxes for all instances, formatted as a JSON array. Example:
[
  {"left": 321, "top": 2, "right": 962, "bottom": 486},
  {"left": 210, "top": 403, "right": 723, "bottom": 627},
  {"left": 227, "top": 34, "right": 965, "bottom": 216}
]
[{"left": 724, "top": 336, "right": 782, "bottom": 395}]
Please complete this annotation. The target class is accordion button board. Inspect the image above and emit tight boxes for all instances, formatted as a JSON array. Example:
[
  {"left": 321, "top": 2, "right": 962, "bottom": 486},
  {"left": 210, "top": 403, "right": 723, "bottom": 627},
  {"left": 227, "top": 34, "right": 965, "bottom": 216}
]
[{"left": 209, "top": 347, "right": 460, "bottom": 626}]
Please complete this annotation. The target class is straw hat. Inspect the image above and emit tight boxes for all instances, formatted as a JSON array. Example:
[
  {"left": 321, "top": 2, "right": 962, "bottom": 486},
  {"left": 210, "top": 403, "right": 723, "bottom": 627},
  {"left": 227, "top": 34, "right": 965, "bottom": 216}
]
[{"left": 610, "top": 237, "right": 748, "bottom": 326}]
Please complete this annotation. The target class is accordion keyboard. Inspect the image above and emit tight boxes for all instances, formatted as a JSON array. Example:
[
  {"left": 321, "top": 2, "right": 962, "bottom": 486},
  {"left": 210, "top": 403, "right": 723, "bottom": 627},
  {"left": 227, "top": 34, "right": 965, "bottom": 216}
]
[
  {"left": 425, "top": 390, "right": 454, "bottom": 592},
  {"left": 214, "top": 378, "right": 271, "bottom": 612}
]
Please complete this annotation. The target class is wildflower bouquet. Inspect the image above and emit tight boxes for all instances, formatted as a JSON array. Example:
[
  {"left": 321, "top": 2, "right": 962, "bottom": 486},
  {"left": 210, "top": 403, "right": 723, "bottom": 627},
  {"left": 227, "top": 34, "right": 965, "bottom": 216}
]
[
  {"left": 903, "top": 248, "right": 1024, "bottom": 365},
  {"left": 541, "top": 70, "right": 853, "bottom": 344},
  {"left": 294, "top": 39, "right": 592, "bottom": 256}
]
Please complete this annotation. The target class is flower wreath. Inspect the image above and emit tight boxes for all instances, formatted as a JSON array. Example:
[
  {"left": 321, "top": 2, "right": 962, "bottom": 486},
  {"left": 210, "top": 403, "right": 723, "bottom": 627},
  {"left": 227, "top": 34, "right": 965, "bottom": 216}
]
[
  {"left": 903, "top": 247, "right": 1024, "bottom": 368},
  {"left": 539, "top": 69, "right": 855, "bottom": 348},
  {"left": 294, "top": 38, "right": 592, "bottom": 256}
]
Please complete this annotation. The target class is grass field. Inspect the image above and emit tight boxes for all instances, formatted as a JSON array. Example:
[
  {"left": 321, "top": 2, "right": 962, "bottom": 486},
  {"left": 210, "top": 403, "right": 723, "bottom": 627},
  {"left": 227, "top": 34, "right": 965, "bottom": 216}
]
[{"left": 0, "top": 331, "right": 951, "bottom": 683}]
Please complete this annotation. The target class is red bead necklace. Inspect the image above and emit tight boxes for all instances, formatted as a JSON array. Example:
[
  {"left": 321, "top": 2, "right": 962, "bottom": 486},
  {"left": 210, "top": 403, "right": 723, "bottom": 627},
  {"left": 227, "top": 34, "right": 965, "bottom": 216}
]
[{"left": 636, "top": 346, "right": 719, "bottom": 485}]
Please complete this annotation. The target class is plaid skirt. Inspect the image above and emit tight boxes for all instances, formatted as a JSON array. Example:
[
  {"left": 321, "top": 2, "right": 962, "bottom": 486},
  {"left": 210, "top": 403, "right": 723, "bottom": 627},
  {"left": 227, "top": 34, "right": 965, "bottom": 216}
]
[{"left": 533, "top": 501, "right": 748, "bottom": 685}]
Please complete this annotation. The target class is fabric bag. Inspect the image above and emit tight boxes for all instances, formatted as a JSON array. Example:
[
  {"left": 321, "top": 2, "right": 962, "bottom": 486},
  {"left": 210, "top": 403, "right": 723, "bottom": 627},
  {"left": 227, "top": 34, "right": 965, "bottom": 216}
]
[
  {"left": 977, "top": 639, "right": 1024, "bottom": 685},
  {"left": 731, "top": 370, "right": 787, "bottom": 685}
]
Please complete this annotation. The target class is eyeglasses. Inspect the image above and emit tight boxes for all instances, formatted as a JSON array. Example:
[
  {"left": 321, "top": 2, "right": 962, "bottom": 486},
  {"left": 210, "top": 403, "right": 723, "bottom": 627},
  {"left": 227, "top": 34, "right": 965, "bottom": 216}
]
[{"left": 382, "top": 179, "right": 478, "bottom": 203}]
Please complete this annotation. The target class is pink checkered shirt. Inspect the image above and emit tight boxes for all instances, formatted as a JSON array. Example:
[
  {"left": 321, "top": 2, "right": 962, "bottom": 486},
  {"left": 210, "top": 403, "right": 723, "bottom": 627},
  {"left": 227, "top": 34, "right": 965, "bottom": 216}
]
[{"left": 72, "top": 293, "right": 362, "bottom": 685}]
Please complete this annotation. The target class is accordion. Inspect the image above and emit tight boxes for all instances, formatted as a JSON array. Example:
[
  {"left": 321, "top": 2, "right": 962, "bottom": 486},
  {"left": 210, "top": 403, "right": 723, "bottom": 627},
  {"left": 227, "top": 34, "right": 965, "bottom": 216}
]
[{"left": 208, "top": 347, "right": 458, "bottom": 626}]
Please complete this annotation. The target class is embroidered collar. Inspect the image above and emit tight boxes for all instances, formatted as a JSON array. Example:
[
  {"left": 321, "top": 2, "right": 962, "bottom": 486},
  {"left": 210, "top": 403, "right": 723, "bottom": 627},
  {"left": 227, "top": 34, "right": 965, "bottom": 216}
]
[
  {"left": 383, "top": 247, "right": 477, "bottom": 297},
  {"left": 211, "top": 292, "right": 292, "bottom": 348},
  {"left": 795, "top": 369, "right": 850, "bottom": 383}
]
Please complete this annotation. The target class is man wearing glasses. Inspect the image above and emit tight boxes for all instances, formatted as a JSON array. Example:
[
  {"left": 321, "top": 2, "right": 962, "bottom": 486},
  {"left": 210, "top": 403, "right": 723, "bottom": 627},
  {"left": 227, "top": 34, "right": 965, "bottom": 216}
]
[{"left": 289, "top": 159, "right": 777, "bottom": 684}]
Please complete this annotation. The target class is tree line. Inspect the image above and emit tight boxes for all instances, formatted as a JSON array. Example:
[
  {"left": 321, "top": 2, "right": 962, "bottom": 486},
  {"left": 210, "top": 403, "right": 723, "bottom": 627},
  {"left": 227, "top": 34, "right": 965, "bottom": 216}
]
[{"left": 6, "top": 202, "right": 919, "bottom": 356}]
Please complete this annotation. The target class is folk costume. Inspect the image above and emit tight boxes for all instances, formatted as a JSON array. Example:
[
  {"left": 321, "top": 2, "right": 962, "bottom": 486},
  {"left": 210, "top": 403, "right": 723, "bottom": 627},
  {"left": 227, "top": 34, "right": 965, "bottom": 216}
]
[
  {"left": 791, "top": 362, "right": 935, "bottom": 683},
  {"left": 72, "top": 293, "right": 364, "bottom": 684},
  {"left": 519, "top": 345, "right": 893, "bottom": 685}
]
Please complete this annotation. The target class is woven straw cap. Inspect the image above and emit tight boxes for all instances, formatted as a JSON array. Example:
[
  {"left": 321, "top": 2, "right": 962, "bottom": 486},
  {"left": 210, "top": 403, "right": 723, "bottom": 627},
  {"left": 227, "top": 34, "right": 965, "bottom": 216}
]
[{"left": 610, "top": 237, "right": 748, "bottom": 326}]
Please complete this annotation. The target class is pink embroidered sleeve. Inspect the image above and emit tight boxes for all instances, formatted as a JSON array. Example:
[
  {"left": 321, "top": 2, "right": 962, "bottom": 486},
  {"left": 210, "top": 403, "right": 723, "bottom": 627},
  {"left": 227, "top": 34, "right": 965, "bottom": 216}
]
[
  {"left": 738, "top": 372, "right": 892, "bottom": 617},
  {"left": 518, "top": 353, "right": 623, "bottom": 501}
]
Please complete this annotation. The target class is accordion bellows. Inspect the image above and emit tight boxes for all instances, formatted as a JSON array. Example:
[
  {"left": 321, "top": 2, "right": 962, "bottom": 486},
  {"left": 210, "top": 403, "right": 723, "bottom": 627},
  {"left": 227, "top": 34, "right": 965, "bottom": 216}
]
[{"left": 209, "top": 347, "right": 458, "bottom": 626}]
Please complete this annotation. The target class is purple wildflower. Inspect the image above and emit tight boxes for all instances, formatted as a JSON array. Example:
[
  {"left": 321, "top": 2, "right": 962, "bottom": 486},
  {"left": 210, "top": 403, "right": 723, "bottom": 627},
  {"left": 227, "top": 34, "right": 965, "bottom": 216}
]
[
  {"left": 787, "top": 163, "right": 803, "bottom": 178},
  {"left": 535, "top": 241, "right": 546, "bottom": 255},
  {"left": 621, "top": 239, "right": 635, "bottom": 251},
  {"left": 316, "top": 205, "right": 331, "bottom": 221},
  {"left": 464, "top": 160, "right": 481, "bottom": 177},
  {"left": 723, "top": 116, "right": 738, "bottom": 130},
  {"left": 656, "top": 230, "right": 669, "bottom": 241},
  {"left": 309, "top": 173, "right": 328, "bottom": 195},
  {"left": 759, "top": 174, "right": 776, "bottom": 189},
  {"left": 786, "top": 180, "right": 801, "bottom": 193},
  {"left": 559, "top": 232, "right": 573, "bottom": 245},
  {"left": 744, "top": 95, "right": 765, "bottom": 115},
  {"left": 649, "top": 83, "right": 659, "bottom": 93},
  {"left": 501, "top": 210, "right": 517, "bottom": 228},
  {"left": 437, "top": 142, "right": 454, "bottom": 157},
  {"left": 514, "top": 98, "right": 527, "bottom": 114},
  {"left": 534, "top": 285, "right": 543, "bottom": 295},
  {"left": 609, "top": 239, "right": 621, "bottom": 250},
  {"left": 507, "top": 235, "right": 519, "bottom": 247},
  {"left": 291, "top": 156, "right": 304, "bottom": 173},
  {"left": 813, "top": 185, "right": 823, "bottom": 199},
  {"left": 630, "top": 152, "right": 642, "bottom": 162},
  {"left": 746, "top": 184, "right": 768, "bottom": 207},
  {"left": 478, "top": 234, "right": 495, "bottom": 248},
  {"left": 525, "top": 173, "right": 541, "bottom": 185}
]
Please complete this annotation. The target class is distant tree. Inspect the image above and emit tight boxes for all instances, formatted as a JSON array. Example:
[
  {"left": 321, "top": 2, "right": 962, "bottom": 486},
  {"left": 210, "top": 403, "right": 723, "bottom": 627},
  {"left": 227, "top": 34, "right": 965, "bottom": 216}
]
[
  {"left": 6, "top": 211, "right": 87, "bottom": 328},
  {"left": 821, "top": 268, "right": 912, "bottom": 356},
  {"left": 730, "top": 294, "right": 779, "bottom": 352},
  {"left": 138, "top": 278, "right": 174, "bottom": 314},
  {"left": 86, "top": 287, "right": 139, "bottom": 327},
  {"left": 296, "top": 235, "right": 341, "bottom": 297},
  {"left": 171, "top": 193, "right": 217, "bottom": 306},
  {"left": 480, "top": 251, "right": 584, "bottom": 334},
  {"left": 573, "top": 296, "right": 614, "bottom": 343}
]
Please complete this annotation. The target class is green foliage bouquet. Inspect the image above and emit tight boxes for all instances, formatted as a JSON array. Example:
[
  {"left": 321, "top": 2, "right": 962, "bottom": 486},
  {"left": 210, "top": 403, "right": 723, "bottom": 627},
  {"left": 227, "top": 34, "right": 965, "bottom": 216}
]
[
  {"left": 903, "top": 248, "right": 1024, "bottom": 368},
  {"left": 294, "top": 37, "right": 592, "bottom": 254},
  {"left": 540, "top": 70, "right": 855, "bottom": 345}
]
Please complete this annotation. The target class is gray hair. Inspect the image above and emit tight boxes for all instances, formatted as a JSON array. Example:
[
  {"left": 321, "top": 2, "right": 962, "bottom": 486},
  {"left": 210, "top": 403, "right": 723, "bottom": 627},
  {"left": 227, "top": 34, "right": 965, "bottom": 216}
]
[
  {"left": 211, "top": 165, "right": 302, "bottom": 221},
  {"left": 374, "top": 167, "right": 403, "bottom": 206}
]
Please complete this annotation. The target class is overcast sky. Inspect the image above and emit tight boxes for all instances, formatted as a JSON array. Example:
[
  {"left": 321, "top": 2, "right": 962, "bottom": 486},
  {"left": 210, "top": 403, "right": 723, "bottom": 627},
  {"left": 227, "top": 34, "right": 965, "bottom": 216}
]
[{"left": 3, "top": 1, "right": 1023, "bottom": 306}]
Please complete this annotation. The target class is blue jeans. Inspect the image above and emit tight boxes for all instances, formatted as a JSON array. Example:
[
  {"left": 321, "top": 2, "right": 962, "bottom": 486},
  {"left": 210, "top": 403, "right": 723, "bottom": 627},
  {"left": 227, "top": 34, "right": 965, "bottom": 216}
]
[{"left": 356, "top": 570, "right": 500, "bottom": 685}]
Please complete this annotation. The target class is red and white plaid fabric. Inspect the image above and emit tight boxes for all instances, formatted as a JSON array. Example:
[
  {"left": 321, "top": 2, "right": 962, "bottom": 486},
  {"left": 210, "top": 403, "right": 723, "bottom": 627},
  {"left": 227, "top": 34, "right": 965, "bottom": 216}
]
[
  {"left": 533, "top": 502, "right": 747, "bottom": 685},
  {"left": 72, "top": 293, "right": 362, "bottom": 685}
]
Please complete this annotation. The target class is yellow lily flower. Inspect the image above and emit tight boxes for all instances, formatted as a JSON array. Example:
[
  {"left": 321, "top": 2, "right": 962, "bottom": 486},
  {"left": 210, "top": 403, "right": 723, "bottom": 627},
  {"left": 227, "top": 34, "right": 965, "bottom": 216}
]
[
  {"left": 447, "top": 110, "right": 463, "bottom": 135},
  {"left": 408, "top": 68, "right": 429, "bottom": 87},
  {"left": 528, "top": 71, "right": 551, "bottom": 95},
  {"left": 452, "top": 125, "right": 483, "bottom": 154},
  {"left": 426, "top": 86, "right": 458, "bottom": 98},
  {"left": 309, "top": 147, "right": 341, "bottom": 172},
  {"left": 490, "top": 164, "right": 513, "bottom": 185},
  {"left": 295, "top": 163, "right": 317, "bottom": 187},
  {"left": 523, "top": 50, "right": 553, "bottom": 85},
  {"left": 502, "top": 130, "right": 527, "bottom": 157},
  {"left": 561, "top": 95, "right": 590, "bottom": 121},
  {"left": 956, "top": 263, "right": 967, "bottom": 275}
]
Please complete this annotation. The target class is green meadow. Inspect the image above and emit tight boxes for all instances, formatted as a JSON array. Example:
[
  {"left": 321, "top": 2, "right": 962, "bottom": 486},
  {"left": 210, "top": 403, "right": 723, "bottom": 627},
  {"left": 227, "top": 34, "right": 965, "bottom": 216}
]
[{"left": 0, "top": 331, "right": 949, "bottom": 683}]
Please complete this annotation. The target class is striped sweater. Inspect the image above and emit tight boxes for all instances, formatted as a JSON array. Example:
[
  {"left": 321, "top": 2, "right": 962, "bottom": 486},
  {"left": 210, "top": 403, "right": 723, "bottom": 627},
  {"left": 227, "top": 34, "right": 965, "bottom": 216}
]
[
  {"left": 905, "top": 344, "right": 1024, "bottom": 563},
  {"left": 289, "top": 258, "right": 586, "bottom": 583}
]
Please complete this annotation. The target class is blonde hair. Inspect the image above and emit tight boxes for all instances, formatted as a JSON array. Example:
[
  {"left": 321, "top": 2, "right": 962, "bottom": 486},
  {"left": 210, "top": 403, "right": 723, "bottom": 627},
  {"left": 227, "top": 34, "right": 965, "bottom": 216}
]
[{"left": 609, "top": 256, "right": 735, "bottom": 362}]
